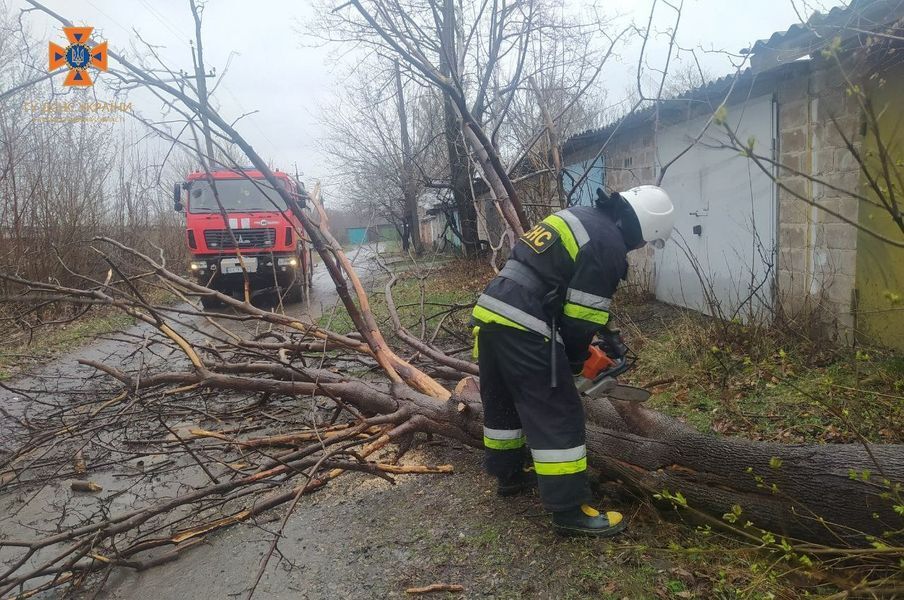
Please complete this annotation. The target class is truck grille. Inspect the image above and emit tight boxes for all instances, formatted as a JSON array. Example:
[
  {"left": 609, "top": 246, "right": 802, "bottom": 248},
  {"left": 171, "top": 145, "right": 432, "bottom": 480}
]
[{"left": 204, "top": 228, "right": 276, "bottom": 249}]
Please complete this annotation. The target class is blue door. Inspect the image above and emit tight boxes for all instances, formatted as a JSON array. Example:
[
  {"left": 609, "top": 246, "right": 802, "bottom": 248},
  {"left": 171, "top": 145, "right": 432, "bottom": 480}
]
[
  {"left": 347, "top": 227, "right": 367, "bottom": 245},
  {"left": 563, "top": 156, "right": 605, "bottom": 207}
]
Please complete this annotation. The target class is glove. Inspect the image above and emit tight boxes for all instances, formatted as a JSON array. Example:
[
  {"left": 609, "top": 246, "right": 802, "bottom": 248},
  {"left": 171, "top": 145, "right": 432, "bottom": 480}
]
[{"left": 597, "top": 327, "right": 627, "bottom": 361}]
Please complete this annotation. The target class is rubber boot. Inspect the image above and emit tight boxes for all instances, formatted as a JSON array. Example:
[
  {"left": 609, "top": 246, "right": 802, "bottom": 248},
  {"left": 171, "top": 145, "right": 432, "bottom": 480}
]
[
  {"left": 552, "top": 504, "right": 627, "bottom": 537},
  {"left": 496, "top": 467, "right": 537, "bottom": 497}
]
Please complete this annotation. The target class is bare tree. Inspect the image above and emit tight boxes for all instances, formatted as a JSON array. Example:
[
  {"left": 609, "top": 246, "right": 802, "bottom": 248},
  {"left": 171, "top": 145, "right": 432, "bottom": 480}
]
[
  {"left": 321, "top": 57, "right": 443, "bottom": 252},
  {"left": 0, "top": 3, "right": 901, "bottom": 599}
]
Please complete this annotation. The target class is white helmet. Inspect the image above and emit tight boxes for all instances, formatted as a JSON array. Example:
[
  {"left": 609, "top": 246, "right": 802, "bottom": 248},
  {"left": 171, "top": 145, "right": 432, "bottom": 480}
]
[{"left": 620, "top": 185, "right": 675, "bottom": 246}]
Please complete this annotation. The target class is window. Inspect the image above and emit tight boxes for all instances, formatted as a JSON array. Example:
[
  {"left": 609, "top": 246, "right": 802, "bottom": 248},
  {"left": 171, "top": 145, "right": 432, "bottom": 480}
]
[{"left": 188, "top": 179, "right": 288, "bottom": 213}]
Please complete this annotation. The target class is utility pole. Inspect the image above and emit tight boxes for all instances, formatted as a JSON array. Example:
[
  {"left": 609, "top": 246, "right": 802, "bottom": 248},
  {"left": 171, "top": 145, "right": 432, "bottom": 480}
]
[{"left": 190, "top": 0, "right": 216, "bottom": 166}]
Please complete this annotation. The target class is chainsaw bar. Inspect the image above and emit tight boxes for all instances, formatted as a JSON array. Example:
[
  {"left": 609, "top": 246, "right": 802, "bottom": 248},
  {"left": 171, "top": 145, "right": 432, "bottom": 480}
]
[
  {"left": 605, "top": 384, "right": 651, "bottom": 403},
  {"left": 577, "top": 376, "right": 651, "bottom": 402}
]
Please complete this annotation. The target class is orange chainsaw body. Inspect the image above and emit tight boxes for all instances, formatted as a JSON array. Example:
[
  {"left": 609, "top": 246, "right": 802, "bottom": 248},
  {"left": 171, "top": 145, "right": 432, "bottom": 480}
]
[{"left": 581, "top": 344, "right": 615, "bottom": 380}]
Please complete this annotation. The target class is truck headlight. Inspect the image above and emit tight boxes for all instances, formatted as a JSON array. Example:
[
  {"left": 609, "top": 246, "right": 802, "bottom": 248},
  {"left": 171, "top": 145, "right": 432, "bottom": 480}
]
[
  {"left": 190, "top": 261, "right": 206, "bottom": 271},
  {"left": 277, "top": 257, "right": 298, "bottom": 267}
]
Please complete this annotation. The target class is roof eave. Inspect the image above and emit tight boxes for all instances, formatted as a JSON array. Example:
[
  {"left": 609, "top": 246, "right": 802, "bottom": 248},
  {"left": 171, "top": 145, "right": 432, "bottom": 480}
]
[{"left": 748, "top": 0, "right": 904, "bottom": 74}]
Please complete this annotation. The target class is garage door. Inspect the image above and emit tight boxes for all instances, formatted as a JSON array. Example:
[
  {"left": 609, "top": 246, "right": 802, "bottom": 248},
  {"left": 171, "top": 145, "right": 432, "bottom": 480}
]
[{"left": 654, "top": 93, "right": 777, "bottom": 321}]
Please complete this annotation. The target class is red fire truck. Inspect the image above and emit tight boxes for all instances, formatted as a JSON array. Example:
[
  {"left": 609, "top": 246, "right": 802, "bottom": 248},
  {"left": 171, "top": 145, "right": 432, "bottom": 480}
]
[{"left": 174, "top": 168, "right": 313, "bottom": 308}]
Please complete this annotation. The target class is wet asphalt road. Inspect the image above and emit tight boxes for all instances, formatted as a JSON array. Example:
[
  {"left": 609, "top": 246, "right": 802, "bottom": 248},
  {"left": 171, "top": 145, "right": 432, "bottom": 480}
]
[{"left": 0, "top": 244, "right": 417, "bottom": 600}]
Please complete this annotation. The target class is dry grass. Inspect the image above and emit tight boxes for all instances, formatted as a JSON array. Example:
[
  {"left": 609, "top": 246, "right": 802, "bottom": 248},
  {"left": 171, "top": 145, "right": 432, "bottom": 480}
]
[{"left": 618, "top": 300, "right": 904, "bottom": 444}]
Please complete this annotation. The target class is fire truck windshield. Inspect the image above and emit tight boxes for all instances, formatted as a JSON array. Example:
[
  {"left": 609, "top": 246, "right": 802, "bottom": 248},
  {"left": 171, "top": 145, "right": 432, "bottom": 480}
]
[{"left": 188, "top": 179, "right": 288, "bottom": 213}]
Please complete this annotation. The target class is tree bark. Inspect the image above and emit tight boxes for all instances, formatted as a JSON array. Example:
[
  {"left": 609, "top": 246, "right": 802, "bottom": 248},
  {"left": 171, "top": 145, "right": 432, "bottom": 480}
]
[
  {"left": 394, "top": 60, "right": 422, "bottom": 254},
  {"left": 83, "top": 357, "right": 904, "bottom": 547},
  {"left": 580, "top": 398, "right": 904, "bottom": 546},
  {"left": 439, "top": 0, "right": 480, "bottom": 257}
]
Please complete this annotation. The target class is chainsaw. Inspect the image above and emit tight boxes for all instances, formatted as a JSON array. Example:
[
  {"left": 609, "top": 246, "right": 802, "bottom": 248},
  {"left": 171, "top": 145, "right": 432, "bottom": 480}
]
[{"left": 574, "top": 330, "right": 651, "bottom": 403}]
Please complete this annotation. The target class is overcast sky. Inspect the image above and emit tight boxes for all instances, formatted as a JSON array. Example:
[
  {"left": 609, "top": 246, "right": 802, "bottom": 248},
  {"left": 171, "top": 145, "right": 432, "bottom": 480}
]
[{"left": 12, "top": 0, "right": 843, "bottom": 189}]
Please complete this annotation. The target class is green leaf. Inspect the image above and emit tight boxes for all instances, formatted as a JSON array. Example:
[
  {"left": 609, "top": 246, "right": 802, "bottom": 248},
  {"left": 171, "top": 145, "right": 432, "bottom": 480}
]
[
  {"left": 723, "top": 504, "right": 743, "bottom": 523},
  {"left": 713, "top": 105, "right": 728, "bottom": 126},
  {"left": 820, "top": 36, "right": 842, "bottom": 58},
  {"left": 769, "top": 456, "right": 783, "bottom": 469}
]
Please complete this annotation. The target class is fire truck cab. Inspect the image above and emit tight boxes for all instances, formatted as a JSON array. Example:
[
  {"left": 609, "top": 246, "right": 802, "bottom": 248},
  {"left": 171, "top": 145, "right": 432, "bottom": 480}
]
[{"left": 174, "top": 168, "right": 313, "bottom": 308}]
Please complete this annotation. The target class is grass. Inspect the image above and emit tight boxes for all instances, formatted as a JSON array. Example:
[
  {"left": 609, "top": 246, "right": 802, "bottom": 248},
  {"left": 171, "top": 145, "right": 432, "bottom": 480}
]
[
  {"left": 319, "top": 258, "right": 901, "bottom": 598},
  {"left": 318, "top": 257, "right": 493, "bottom": 350},
  {"left": 322, "top": 252, "right": 904, "bottom": 445},
  {"left": 620, "top": 303, "right": 904, "bottom": 444},
  {"left": 0, "top": 287, "right": 178, "bottom": 380},
  {"left": 0, "top": 309, "right": 138, "bottom": 380},
  {"left": 420, "top": 489, "right": 822, "bottom": 599}
]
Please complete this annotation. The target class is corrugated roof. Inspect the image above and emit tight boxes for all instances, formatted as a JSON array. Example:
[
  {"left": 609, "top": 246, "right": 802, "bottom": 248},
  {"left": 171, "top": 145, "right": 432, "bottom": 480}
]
[
  {"left": 562, "top": 0, "right": 904, "bottom": 154},
  {"left": 745, "top": 0, "right": 904, "bottom": 72},
  {"left": 565, "top": 69, "right": 752, "bottom": 147},
  {"left": 562, "top": 66, "right": 773, "bottom": 155},
  {"left": 747, "top": 0, "right": 890, "bottom": 54}
]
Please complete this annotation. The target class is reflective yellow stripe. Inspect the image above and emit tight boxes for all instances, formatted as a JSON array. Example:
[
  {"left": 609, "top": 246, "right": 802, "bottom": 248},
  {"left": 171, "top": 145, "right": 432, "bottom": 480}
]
[
  {"left": 483, "top": 436, "right": 526, "bottom": 450},
  {"left": 476, "top": 294, "right": 552, "bottom": 336},
  {"left": 472, "top": 326, "right": 480, "bottom": 359},
  {"left": 563, "top": 302, "right": 610, "bottom": 325},
  {"left": 533, "top": 456, "right": 587, "bottom": 475},
  {"left": 542, "top": 214, "right": 579, "bottom": 261},
  {"left": 566, "top": 288, "right": 611, "bottom": 311},
  {"left": 471, "top": 305, "right": 529, "bottom": 332}
]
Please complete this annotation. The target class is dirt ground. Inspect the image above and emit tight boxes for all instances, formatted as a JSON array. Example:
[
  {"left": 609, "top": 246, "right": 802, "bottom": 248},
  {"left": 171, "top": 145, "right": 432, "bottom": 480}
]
[{"left": 90, "top": 442, "right": 662, "bottom": 600}]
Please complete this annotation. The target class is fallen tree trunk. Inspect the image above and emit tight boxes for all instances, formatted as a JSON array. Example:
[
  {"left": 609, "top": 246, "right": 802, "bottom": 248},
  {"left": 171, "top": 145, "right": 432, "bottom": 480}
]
[
  {"left": 82, "top": 356, "right": 904, "bottom": 546},
  {"left": 582, "top": 399, "right": 904, "bottom": 546}
]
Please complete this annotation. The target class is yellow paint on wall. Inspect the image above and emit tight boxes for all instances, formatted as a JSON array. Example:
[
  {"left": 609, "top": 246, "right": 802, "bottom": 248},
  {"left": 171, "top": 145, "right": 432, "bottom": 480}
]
[{"left": 856, "top": 70, "right": 904, "bottom": 350}]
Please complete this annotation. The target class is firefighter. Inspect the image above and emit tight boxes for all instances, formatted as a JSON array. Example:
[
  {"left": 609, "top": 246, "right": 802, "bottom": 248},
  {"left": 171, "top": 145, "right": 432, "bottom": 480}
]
[{"left": 472, "top": 185, "right": 675, "bottom": 536}]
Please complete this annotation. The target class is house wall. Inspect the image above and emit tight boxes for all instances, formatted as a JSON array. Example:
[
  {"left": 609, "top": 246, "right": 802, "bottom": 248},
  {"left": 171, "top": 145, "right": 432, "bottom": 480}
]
[
  {"left": 774, "top": 55, "right": 863, "bottom": 337},
  {"left": 560, "top": 57, "right": 872, "bottom": 342}
]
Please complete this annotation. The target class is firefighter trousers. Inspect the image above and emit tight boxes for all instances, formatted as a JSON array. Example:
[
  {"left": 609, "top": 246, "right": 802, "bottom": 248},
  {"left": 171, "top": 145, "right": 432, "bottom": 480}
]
[{"left": 477, "top": 326, "right": 591, "bottom": 512}]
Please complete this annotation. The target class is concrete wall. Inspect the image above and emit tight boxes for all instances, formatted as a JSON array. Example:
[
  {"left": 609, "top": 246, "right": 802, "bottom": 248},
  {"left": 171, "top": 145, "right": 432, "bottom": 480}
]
[
  {"left": 560, "top": 57, "right": 872, "bottom": 341},
  {"left": 774, "top": 56, "right": 863, "bottom": 337}
]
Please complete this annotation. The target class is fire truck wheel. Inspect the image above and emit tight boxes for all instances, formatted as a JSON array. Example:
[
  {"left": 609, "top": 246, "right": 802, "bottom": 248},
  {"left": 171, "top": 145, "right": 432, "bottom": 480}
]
[
  {"left": 200, "top": 295, "right": 221, "bottom": 311},
  {"left": 282, "top": 279, "right": 304, "bottom": 304}
]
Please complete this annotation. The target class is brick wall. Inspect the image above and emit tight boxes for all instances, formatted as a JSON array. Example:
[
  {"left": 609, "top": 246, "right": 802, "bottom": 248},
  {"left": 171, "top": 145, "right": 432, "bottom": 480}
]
[{"left": 775, "top": 56, "right": 863, "bottom": 337}]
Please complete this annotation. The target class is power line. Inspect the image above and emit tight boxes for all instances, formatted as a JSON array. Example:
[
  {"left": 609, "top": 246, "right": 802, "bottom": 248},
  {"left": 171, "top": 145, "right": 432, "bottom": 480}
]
[{"left": 137, "top": 0, "right": 191, "bottom": 45}]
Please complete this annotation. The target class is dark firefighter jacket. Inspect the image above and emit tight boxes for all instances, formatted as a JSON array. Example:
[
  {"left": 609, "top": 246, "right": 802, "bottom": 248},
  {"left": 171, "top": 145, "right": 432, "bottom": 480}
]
[{"left": 472, "top": 206, "right": 628, "bottom": 372}]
